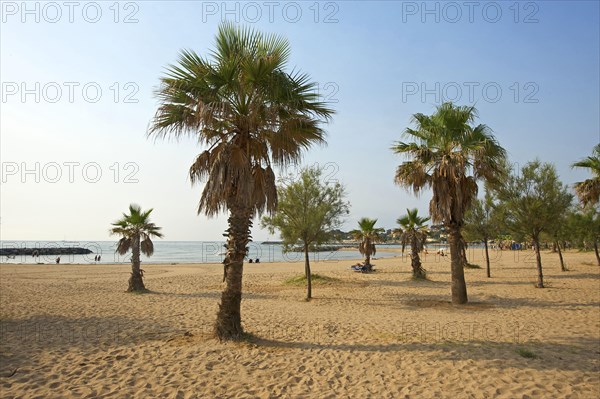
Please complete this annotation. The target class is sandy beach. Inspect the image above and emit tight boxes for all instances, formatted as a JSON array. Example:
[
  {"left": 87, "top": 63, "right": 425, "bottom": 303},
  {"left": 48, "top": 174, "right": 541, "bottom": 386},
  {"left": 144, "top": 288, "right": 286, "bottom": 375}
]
[{"left": 1, "top": 249, "right": 599, "bottom": 398}]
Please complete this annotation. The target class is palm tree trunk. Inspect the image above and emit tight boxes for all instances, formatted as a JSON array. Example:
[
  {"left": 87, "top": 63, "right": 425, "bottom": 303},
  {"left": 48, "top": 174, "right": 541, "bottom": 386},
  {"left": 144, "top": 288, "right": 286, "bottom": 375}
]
[
  {"left": 533, "top": 236, "right": 544, "bottom": 288},
  {"left": 556, "top": 240, "right": 566, "bottom": 271},
  {"left": 484, "top": 237, "right": 491, "bottom": 278},
  {"left": 364, "top": 238, "right": 372, "bottom": 270},
  {"left": 448, "top": 225, "right": 468, "bottom": 304},
  {"left": 595, "top": 240, "right": 600, "bottom": 266},
  {"left": 215, "top": 202, "right": 252, "bottom": 341},
  {"left": 128, "top": 234, "right": 146, "bottom": 292},
  {"left": 411, "top": 236, "right": 425, "bottom": 279},
  {"left": 304, "top": 243, "right": 312, "bottom": 300}
]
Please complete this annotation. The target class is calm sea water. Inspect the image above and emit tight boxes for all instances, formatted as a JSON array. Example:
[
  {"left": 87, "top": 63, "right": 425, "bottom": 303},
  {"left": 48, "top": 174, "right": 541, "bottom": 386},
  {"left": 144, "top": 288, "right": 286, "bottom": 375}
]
[{"left": 0, "top": 241, "right": 405, "bottom": 265}]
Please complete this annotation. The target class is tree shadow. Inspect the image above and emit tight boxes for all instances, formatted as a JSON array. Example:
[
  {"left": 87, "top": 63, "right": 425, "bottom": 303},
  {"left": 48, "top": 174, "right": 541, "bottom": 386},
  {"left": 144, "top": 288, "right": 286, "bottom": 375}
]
[
  {"left": 243, "top": 334, "right": 599, "bottom": 373},
  {"left": 0, "top": 313, "right": 183, "bottom": 376},
  {"left": 148, "top": 290, "right": 274, "bottom": 300},
  {"left": 547, "top": 272, "right": 600, "bottom": 280},
  {"left": 468, "top": 280, "right": 539, "bottom": 287},
  {"left": 372, "top": 279, "right": 447, "bottom": 288}
]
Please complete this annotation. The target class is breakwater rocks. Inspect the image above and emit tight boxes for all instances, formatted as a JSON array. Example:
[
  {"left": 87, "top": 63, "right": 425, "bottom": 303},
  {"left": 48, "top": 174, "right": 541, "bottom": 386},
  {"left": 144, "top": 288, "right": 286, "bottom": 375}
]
[{"left": 1, "top": 247, "right": 93, "bottom": 256}]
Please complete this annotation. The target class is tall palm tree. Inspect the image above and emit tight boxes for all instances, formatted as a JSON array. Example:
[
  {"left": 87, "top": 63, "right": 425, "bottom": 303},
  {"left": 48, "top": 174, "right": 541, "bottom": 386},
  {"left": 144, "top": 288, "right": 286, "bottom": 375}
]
[
  {"left": 110, "top": 204, "right": 163, "bottom": 292},
  {"left": 148, "top": 23, "right": 334, "bottom": 340},
  {"left": 572, "top": 144, "right": 600, "bottom": 207},
  {"left": 395, "top": 208, "right": 429, "bottom": 279},
  {"left": 351, "top": 218, "right": 384, "bottom": 271},
  {"left": 392, "top": 102, "right": 506, "bottom": 304}
]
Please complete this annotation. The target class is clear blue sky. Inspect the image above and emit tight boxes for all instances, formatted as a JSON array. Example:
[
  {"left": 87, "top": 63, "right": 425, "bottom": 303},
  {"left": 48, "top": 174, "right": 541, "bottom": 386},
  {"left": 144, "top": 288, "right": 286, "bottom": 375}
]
[{"left": 1, "top": 1, "right": 599, "bottom": 241}]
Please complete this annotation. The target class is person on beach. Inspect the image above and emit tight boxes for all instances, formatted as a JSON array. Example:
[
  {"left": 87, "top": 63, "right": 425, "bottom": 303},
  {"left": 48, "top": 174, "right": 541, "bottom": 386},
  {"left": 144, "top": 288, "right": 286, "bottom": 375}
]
[{"left": 55, "top": 256, "right": 61, "bottom": 264}]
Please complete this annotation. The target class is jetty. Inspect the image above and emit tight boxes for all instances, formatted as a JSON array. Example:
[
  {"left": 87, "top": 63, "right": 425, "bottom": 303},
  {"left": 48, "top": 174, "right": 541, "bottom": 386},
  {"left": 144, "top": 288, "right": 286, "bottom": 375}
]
[{"left": 0, "top": 247, "right": 93, "bottom": 256}]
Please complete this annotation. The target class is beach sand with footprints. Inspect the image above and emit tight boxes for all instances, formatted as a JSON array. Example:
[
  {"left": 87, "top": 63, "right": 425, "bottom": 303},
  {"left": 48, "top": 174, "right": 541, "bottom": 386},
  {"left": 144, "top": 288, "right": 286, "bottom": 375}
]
[{"left": 1, "top": 249, "right": 599, "bottom": 398}]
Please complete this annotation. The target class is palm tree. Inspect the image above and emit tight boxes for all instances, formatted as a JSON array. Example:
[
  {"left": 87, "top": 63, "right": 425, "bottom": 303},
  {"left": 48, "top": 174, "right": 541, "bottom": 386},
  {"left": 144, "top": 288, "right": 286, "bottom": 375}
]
[
  {"left": 148, "top": 23, "right": 334, "bottom": 340},
  {"left": 395, "top": 208, "right": 429, "bottom": 279},
  {"left": 572, "top": 144, "right": 600, "bottom": 207},
  {"left": 351, "top": 218, "right": 384, "bottom": 271},
  {"left": 392, "top": 102, "right": 506, "bottom": 304},
  {"left": 110, "top": 204, "right": 163, "bottom": 292}
]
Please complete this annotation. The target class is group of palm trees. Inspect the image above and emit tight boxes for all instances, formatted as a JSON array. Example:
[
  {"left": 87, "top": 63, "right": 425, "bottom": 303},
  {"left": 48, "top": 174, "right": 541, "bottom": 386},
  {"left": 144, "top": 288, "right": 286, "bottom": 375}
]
[
  {"left": 108, "top": 23, "right": 599, "bottom": 341},
  {"left": 349, "top": 211, "right": 429, "bottom": 280}
]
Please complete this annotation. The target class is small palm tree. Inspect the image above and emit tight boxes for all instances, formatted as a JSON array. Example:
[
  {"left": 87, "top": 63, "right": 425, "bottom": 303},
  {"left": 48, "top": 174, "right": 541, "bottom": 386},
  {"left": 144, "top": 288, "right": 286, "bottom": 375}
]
[
  {"left": 392, "top": 102, "right": 506, "bottom": 304},
  {"left": 395, "top": 209, "right": 429, "bottom": 279},
  {"left": 351, "top": 218, "right": 384, "bottom": 271},
  {"left": 572, "top": 144, "right": 600, "bottom": 207},
  {"left": 110, "top": 204, "right": 163, "bottom": 292}
]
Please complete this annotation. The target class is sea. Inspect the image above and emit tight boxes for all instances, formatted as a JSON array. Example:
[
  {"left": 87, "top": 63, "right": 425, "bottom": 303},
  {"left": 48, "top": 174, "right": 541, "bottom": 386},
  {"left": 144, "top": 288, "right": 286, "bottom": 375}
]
[{"left": 0, "top": 241, "right": 406, "bottom": 265}]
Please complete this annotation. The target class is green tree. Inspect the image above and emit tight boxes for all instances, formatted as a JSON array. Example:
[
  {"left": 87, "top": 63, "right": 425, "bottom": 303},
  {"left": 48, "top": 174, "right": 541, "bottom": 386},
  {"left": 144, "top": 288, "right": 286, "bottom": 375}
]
[
  {"left": 463, "top": 191, "right": 499, "bottom": 278},
  {"left": 392, "top": 102, "right": 506, "bottom": 304},
  {"left": 261, "top": 166, "right": 349, "bottom": 299},
  {"left": 395, "top": 208, "right": 429, "bottom": 279},
  {"left": 495, "top": 161, "right": 573, "bottom": 287},
  {"left": 148, "top": 23, "right": 334, "bottom": 340},
  {"left": 351, "top": 218, "right": 384, "bottom": 271},
  {"left": 568, "top": 208, "right": 600, "bottom": 265},
  {"left": 545, "top": 207, "right": 576, "bottom": 272},
  {"left": 110, "top": 204, "right": 163, "bottom": 292},
  {"left": 572, "top": 144, "right": 600, "bottom": 207}
]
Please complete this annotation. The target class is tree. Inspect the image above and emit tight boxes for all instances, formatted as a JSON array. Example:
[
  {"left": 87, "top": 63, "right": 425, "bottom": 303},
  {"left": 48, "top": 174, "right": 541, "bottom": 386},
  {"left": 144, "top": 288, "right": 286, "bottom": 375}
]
[
  {"left": 148, "top": 23, "right": 334, "bottom": 340},
  {"left": 463, "top": 191, "right": 499, "bottom": 278},
  {"left": 545, "top": 207, "right": 575, "bottom": 272},
  {"left": 569, "top": 207, "right": 600, "bottom": 265},
  {"left": 572, "top": 144, "right": 600, "bottom": 207},
  {"left": 392, "top": 102, "right": 506, "bottom": 304},
  {"left": 261, "top": 166, "right": 349, "bottom": 300},
  {"left": 395, "top": 208, "right": 429, "bottom": 279},
  {"left": 495, "top": 161, "right": 573, "bottom": 288},
  {"left": 351, "top": 218, "right": 384, "bottom": 271},
  {"left": 110, "top": 204, "right": 163, "bottom": 292}
]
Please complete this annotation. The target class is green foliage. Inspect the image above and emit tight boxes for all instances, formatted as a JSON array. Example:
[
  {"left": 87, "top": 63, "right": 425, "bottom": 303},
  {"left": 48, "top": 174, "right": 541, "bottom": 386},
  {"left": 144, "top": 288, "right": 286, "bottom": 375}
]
[
  {"left": 149, "top": 22, "right": 335, "bottom": 218},
  {"left": 392, "top": 102, "right": 507, "bottom": 226},
  {"left": 495, "top": 160, "right": 573, "bottom": 242},
  {"left": 109, "top": 204, "right": 163, "bottom": 257},
  {"left": 463, "top": 190, "right": 500, "bottom": 242},
  {"left": 394, "top": 208, "right": 430, "bottom": 254},
  {"left": 350, "top": 218, "right": 384, "bottom": 262},
  {"left": 572, "top": 144, "right": 600, "bottom": 207},
  {"left": 261, "top": 166, "right": 349, "bottom": 250},
  {"left": 515, "top": 348, "right": 538, "bottom": 359},
  {"left": 567, "top": 206, "right": 600, "bottom": 249}
]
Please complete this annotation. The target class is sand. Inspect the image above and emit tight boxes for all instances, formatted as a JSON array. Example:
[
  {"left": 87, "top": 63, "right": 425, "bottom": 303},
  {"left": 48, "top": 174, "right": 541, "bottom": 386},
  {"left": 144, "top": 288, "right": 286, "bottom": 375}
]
[{"left": 1, "top": 248, "right": 599, "bottom": 398}]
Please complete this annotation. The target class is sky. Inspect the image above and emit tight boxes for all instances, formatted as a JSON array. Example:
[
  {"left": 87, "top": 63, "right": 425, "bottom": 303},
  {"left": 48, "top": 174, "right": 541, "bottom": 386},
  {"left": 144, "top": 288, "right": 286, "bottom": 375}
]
[{"left": 1, "top": 0, "right": 599, "bottom": 241}]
